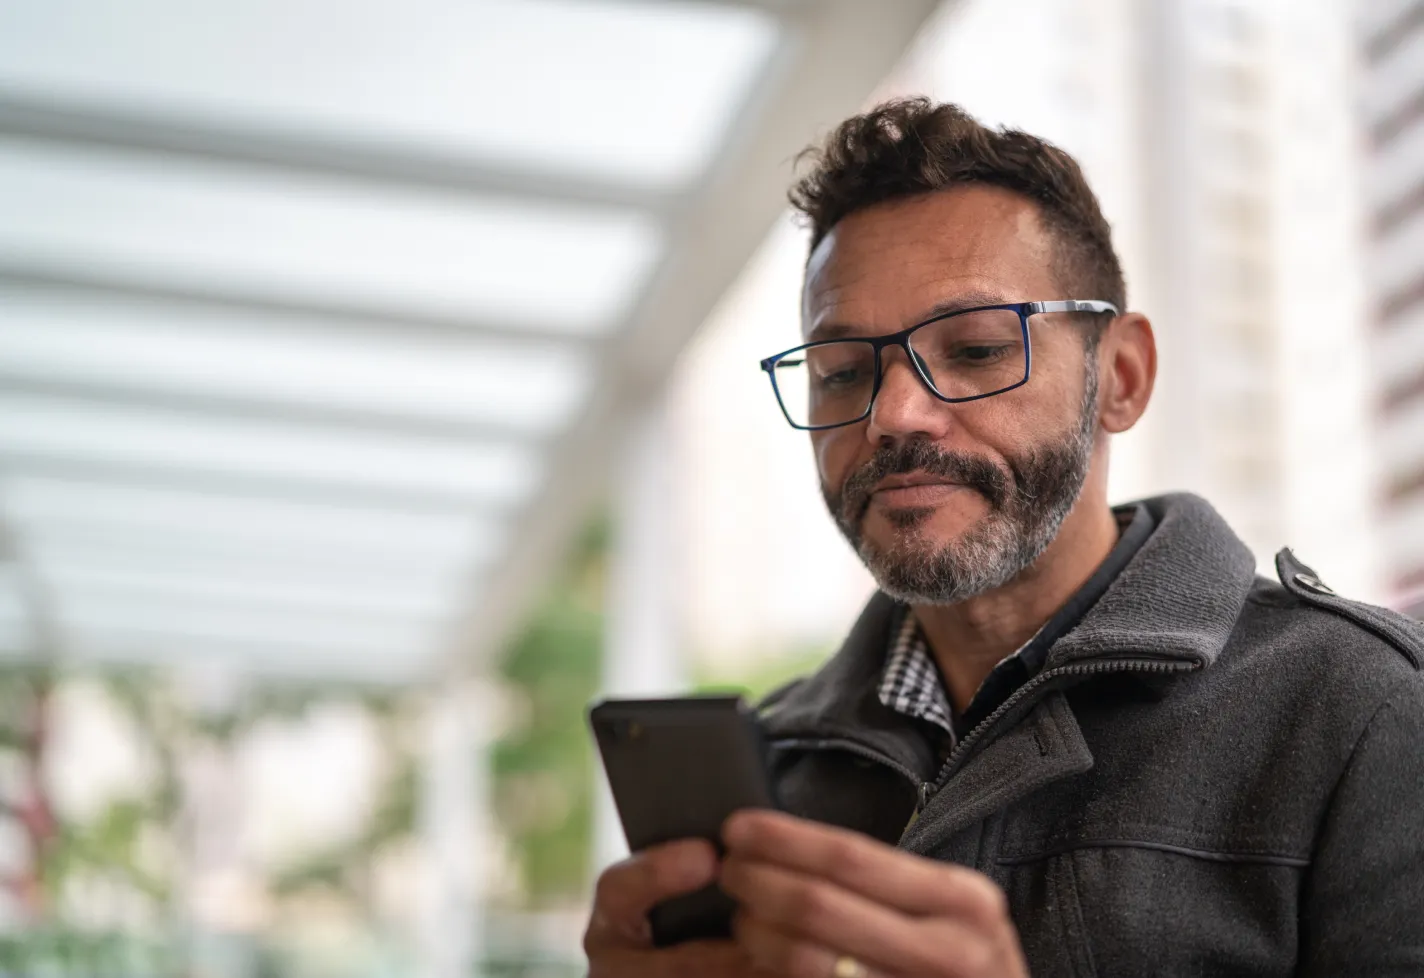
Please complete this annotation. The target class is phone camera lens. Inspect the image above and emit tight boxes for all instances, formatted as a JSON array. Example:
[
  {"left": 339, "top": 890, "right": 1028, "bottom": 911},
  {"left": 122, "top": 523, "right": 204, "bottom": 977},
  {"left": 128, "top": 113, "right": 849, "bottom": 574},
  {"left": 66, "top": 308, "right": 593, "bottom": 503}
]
[{"left": 598, "top": 718, "right": 645, "bottom": 743}]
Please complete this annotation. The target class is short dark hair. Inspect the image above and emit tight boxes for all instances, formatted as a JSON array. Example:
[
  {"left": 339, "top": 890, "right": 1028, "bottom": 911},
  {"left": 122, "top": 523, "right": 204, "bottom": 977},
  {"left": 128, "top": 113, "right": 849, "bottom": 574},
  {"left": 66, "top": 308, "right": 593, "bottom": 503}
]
[{"left": 789, "top": 97, "right": 1126, "bottom": 313}]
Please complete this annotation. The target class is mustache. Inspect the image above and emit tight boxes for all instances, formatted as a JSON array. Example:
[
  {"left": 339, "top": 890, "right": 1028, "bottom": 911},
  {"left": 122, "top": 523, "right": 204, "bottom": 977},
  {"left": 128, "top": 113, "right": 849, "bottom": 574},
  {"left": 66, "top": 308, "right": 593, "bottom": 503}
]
[{"left": 833, "top": 440, "right": 1013, "bottom": 526}]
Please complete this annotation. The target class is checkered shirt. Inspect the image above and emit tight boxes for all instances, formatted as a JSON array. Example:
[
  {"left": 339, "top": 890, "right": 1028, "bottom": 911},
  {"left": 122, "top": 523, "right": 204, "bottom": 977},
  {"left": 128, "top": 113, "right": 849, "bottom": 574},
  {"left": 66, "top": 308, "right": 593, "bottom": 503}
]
[
  {"left": 877, "top": 607, "right": 1033, "bottom": 745},
  {"left": 877, "top": 607, "right": 959, "bottom": 740}
]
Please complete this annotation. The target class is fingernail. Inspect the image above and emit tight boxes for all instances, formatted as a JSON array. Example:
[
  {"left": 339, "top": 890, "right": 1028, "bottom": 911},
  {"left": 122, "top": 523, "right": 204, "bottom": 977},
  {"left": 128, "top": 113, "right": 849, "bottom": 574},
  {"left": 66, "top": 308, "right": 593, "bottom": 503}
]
[
  {"left": 675, "top": 841, "right": 716, "bottom": 883},
  {"left": 722, "top": 811, "right": 750, "bottom": 845}
]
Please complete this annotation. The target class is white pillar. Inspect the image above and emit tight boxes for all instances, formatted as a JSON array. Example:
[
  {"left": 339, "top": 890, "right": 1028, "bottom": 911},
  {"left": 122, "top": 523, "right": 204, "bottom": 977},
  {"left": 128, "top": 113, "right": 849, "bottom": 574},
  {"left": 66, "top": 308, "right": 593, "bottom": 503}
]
[
  {"left": 593, "top": 396, "right": 689, "bottom": 871},
  {"left": 417, "top": 681, "right": 494, "bottom": 978}
]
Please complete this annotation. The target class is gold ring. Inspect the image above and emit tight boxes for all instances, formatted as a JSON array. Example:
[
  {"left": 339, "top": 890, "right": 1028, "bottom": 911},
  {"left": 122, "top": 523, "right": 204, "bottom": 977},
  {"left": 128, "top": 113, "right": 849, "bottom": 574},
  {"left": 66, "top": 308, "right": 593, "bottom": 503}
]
[{"left": 832, "top": 955, "right": 868, "bottom": 978}]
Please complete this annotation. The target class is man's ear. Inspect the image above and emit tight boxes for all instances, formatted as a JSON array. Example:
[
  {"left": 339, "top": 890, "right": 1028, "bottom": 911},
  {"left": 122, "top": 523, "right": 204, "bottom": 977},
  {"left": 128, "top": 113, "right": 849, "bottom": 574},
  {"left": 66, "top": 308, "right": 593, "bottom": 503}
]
[{"left": 1097, "top": 312, "right": 1156, "bottom": 434}]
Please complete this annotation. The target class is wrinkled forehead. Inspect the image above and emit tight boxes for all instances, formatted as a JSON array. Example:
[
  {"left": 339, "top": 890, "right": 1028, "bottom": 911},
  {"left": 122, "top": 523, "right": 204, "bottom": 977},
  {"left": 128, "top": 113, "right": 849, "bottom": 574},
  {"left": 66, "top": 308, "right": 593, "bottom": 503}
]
[{"left": 800, "top": 187, "right": 1057, "bottom": 338}]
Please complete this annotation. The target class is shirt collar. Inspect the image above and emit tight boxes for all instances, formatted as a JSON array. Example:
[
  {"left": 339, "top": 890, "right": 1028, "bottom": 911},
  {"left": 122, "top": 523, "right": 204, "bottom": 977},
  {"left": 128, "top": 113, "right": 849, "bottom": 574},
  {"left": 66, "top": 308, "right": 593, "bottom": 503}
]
[{"left": 876, "top": 607, "right": 956, "bottom": 737}]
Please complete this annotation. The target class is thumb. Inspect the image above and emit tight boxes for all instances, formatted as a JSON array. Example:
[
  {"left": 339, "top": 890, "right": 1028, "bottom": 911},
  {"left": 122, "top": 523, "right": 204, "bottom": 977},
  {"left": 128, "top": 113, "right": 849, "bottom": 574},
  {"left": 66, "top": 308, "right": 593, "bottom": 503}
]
[{"left": 586, "top": 840, "right": 719, "bottom": 948}]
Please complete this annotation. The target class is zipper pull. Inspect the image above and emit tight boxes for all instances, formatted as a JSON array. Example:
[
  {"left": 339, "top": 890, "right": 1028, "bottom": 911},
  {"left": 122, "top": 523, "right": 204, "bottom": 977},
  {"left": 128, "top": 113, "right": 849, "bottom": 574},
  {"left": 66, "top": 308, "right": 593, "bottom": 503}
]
[{"left": 900, "top": 782, "right": 937, "bottom": 841}]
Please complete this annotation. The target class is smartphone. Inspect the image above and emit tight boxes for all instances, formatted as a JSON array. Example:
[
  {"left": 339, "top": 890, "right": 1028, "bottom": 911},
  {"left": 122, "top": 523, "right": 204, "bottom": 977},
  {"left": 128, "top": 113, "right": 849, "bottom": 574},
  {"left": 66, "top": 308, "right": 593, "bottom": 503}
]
[{"left": 589, "top": 695, "right": 777, "bottom": 947}]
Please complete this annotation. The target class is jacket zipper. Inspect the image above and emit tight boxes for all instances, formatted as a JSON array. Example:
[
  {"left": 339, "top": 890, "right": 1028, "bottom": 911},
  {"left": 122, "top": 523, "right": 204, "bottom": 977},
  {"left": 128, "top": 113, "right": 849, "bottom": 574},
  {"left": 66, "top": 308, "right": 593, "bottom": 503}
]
[
  {"left": 768, "top": 659, "right": 1199, "bottom": 832},
  {"left": 924, "top": 657, "right": 1200, "bottom": 803}
]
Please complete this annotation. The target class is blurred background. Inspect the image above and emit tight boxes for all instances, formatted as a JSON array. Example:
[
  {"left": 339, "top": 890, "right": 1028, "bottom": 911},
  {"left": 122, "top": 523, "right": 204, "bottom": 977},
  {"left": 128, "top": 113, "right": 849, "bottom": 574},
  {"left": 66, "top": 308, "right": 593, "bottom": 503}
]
[{"left": 0, "top": 0, "right": 1418, "bottom": 974}]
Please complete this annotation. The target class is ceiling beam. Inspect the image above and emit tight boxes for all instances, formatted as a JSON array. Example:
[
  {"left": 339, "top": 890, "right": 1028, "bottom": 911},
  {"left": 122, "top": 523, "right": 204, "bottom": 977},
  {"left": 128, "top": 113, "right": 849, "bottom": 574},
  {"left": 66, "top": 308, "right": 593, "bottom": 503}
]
[
  {"left": 0, "top": 452, "right": 514, "bottom": 515},
  {"left": 41, "top": 582, "right": 444, "bottom": 629},
  {"left": 0, "top": 373, "right": 541, "bottom": 447},
  {"left": 0, "top": 627, "right": 437, "bottom": 685},
  {"left": 15, "top": 523, "right": 481, "bottom": 573},
  {"left": 0, "top": 89, "right": 677, "bottom": 213},
  {"left": 0, "top": 262, "right": 593, "bottom": 349},
  {"left": 445, "top": 0, "right": 946, "bottom": 674}
]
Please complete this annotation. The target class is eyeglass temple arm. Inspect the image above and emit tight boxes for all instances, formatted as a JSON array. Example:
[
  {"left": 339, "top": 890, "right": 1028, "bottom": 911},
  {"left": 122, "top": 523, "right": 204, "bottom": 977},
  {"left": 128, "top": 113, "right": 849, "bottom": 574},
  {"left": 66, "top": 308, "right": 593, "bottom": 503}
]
[{"left": 1027, "top": 300, "right": 1119, "bottom": 315}]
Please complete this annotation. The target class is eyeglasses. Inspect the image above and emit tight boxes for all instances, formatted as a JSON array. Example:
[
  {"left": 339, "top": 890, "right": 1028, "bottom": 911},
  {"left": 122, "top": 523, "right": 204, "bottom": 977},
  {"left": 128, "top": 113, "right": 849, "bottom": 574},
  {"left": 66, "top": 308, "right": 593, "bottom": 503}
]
[{"left": 759, "top": 300, "right": 1118, "bottom": 431}]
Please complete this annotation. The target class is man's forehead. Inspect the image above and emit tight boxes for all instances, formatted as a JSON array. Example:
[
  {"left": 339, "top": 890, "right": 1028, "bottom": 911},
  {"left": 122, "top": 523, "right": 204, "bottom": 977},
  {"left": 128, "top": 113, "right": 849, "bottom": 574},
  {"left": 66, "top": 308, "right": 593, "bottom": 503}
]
[{"left": 801, "top": 186, "right": 1054, "bottom": 333}]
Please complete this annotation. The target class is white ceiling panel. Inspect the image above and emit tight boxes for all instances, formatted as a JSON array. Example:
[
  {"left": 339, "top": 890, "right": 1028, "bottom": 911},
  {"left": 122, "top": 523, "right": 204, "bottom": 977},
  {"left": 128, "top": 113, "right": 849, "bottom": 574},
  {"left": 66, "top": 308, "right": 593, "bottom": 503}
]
[
  {"left": 23, "top": 531, "right": 481, "bottom": 587},
  {"left": 36, "top": 562, "right": 456, "bottom": 622},
  {"left": 0, "top": 0, "right": 779, "bottom": 188},
  {"left": 0, "top": 137, "right": 661, "bottom": 333},
  {"left": 0, "top": 288, "right": 592, "bottom": 434},
  {"left": 41, "top": 627, "right": 437, "bottom": 676},
  {"left": 0, "top": 569, "right": 27, "bottom": 626},
  {"left": 0, "top": 394, "right": 538, "bottom": 506},
  {"left": 50, "top": 593, "right": 442, "bottom": 654},
  {"left": 1, "top": 478, "right": 499, "bottom": 563},
  {"left": 39, "top": 629, "right": 439, "bottom": 682}
]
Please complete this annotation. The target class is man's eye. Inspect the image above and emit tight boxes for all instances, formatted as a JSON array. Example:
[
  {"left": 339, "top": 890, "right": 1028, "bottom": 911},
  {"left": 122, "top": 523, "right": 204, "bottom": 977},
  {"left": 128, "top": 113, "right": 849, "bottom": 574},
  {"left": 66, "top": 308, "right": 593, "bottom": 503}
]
[
  {"left": 951, "top": 344, "right": 1010, "bottom": 364},
  {"left": 818, "top": 367, "right": 864, "bottom": 388}
]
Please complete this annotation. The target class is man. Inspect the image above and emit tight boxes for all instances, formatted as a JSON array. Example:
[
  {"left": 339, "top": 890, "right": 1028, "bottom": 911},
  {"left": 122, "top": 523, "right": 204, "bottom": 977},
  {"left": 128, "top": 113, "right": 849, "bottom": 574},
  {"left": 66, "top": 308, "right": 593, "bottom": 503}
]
[{"left": 584, "top": 98, "right": 1424, "bottom": 977}]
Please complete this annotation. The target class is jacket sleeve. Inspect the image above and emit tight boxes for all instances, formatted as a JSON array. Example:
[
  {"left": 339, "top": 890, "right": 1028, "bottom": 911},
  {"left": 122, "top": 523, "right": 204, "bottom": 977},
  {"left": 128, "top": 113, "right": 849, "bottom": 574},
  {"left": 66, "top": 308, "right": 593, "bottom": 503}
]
[{"left": 1298, "top": 681, "right": 1424, "bottom": 976}]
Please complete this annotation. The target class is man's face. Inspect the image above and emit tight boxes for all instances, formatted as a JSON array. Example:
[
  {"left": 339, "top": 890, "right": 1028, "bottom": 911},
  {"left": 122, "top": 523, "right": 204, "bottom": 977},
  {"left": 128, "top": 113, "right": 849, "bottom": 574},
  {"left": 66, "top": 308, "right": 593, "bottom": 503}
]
[{"left": 806, "top": 186, "right": 1100, "bottom": 605}]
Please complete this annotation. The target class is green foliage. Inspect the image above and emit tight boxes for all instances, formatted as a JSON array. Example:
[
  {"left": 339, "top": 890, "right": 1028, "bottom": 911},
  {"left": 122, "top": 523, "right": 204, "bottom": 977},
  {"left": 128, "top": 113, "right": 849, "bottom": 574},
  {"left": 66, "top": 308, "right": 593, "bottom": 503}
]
[
  {"left": 0, "top": 929, "right": 178, "bottom": 977},
  {"left": 42, "top": 798, "right": 171, "bottom": 905},
  {"left": 491, "top": 517, "right": 607, "bottom": 907}
]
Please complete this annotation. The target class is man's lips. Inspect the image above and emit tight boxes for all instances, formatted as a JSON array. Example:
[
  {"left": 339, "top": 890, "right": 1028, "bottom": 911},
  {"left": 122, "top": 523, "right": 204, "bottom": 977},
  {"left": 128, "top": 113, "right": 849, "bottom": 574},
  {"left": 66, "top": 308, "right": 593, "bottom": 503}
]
[{"left": 869, "top": 475, "right": 968, "bottom": 507}]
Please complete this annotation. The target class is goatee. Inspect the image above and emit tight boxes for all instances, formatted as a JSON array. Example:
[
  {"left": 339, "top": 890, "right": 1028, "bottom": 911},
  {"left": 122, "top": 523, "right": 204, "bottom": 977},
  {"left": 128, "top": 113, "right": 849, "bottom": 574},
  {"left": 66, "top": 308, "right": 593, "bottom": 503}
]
[{"left": 821, "top": 371, "right": 1098, "bottom": 605}]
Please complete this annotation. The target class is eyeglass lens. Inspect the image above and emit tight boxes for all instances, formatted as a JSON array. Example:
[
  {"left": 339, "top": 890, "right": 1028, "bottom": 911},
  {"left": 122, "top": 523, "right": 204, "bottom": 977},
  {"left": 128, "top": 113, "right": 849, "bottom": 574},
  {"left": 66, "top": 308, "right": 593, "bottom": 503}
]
[{"left": 770, "top": 308, "right": 1027, "bottom": 428}]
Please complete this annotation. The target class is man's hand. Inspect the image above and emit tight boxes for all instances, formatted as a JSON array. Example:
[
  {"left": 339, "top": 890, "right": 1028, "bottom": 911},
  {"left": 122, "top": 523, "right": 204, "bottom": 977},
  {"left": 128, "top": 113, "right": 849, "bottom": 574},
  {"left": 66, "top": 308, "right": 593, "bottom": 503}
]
[
  {"left": 721, "top": 810, "right": 1029, "bottom": 978},
  {"left": 584, "top": 838, "right": 761, "bottom": 977}
]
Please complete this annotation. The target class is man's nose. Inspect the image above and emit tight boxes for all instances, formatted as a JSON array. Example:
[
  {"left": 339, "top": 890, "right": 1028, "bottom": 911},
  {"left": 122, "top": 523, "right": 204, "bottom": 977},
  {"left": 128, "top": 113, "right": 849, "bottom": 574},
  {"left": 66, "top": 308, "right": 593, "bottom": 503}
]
[{"left": 865, "top": 347, "right": 951, "bottom": 443}]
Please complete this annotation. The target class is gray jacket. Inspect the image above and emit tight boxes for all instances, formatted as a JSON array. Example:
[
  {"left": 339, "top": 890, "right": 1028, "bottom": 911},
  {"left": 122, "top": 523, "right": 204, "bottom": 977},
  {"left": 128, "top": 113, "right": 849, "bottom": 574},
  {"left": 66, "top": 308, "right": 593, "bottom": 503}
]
[{"left": 759, "top": 493, "right": 1424, "bottom": 977}]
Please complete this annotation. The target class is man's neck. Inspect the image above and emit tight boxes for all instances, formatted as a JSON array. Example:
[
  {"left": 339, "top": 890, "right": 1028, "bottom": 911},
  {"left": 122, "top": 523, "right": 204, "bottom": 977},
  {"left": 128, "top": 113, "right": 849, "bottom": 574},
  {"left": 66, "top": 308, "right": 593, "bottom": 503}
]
[{"left": 911, "top": 499, "right": 1120, "bottom": 716}]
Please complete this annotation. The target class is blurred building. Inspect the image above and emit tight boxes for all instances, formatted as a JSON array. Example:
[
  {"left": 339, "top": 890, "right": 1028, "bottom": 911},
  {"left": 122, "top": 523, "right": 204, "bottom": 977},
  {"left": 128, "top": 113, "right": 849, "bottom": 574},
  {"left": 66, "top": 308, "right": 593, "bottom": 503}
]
[
  {"left": 1129, "top": 0, "right": 1376, "bottom": 597},
  {"left": 1360, "top": 0, "right": 1424, "bottom": 616}
]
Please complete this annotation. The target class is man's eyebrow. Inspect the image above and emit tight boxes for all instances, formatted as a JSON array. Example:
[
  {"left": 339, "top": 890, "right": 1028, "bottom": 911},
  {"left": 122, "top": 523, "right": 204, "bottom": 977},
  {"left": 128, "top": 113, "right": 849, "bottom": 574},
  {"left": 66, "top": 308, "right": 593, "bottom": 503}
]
[{"left": 805, "top": 290, "right": 1011, "bottom": 342}]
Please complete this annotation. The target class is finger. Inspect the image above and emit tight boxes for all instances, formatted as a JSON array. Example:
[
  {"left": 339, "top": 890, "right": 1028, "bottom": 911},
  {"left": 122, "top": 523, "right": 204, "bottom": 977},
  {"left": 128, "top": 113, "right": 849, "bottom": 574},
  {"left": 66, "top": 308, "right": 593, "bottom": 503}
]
[
  {"left": 724, "top": 856, "right": 964, "bottom": 978},
  {"left": 585, "top": 840, "right": 719, "bottom": 951},
  {"left": 724, "top": 810, "right": 1007, "bottom": 925},
  {"left": 734, "top": 885, "right": 1012, "bottom": 978},
  {"left": 588, "top": 939, "right": 752, "bottom": 978},
  {"left": 918, "top": 916, "right": 1018, "bottom": 978},
  {"left": 734, "top": 911, "right": 890, "bottom": 978}
]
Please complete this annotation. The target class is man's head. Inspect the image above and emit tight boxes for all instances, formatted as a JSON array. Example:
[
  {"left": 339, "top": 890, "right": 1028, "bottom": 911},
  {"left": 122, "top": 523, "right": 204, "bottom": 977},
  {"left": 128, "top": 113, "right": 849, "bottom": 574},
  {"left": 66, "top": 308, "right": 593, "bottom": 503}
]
[{"left": 787, "top": 98, "right": 1153, "bottom": 605}]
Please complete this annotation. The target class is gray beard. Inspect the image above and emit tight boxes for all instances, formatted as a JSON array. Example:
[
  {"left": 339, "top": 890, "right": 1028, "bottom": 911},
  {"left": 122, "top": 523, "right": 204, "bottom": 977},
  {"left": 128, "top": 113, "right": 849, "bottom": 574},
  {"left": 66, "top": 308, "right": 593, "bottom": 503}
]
[{"left": 823, "top": 366, "right": 1099, "bottom": 606}]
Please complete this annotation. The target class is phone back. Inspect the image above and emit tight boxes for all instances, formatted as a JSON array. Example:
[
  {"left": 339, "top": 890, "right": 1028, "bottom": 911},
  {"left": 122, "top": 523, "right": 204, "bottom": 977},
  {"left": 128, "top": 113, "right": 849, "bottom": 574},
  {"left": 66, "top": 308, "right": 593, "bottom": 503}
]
[
  {"left": 590, "top": 696, "right": 775, "bottom": 851},
  {"left": 589, "top": 696, "right": 776, "bottom": 946}
]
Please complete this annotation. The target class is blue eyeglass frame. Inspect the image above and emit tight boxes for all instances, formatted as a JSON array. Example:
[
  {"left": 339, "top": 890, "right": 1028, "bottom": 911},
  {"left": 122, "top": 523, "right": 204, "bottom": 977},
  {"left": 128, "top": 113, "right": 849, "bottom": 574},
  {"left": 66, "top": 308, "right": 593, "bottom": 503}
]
[{"left": 758, "top": 299, "right": 1119, "bottom": 431}]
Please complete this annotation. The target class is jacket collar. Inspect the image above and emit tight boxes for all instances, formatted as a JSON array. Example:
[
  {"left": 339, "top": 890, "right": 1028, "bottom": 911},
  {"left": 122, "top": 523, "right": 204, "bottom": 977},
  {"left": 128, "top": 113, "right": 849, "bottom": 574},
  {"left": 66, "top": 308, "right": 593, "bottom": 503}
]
[{"left": 760, "top": 492, "right": 1258, "bottom": 743}]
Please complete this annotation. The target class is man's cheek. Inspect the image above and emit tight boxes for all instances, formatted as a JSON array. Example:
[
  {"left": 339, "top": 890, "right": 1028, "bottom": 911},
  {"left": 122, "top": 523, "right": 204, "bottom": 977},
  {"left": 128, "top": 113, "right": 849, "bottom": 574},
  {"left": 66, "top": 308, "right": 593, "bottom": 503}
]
[{"left": 813, "top": 432, "right": 858, "bottom": 497}]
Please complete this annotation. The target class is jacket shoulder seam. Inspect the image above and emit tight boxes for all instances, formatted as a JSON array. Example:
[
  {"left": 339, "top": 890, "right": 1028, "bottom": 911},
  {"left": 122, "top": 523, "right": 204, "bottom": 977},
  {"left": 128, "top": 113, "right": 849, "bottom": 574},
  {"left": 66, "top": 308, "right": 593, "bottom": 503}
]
[{"left": 1273, "top": 550, "right": 1424, "bottom": 670}]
